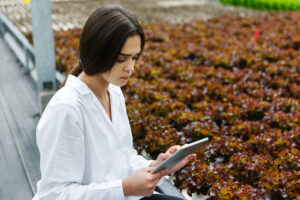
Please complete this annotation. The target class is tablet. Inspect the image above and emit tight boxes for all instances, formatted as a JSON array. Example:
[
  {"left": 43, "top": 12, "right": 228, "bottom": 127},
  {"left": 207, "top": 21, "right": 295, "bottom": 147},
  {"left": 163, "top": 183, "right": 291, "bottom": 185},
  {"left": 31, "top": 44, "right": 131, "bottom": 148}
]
[{"left": 151, "top": 137, "right": 209, "bottom": 173}]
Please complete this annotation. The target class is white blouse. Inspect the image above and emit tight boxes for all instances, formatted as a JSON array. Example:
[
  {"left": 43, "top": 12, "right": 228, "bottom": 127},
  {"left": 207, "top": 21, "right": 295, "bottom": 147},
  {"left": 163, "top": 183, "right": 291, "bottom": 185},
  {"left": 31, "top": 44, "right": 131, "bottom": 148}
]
[{"left": 33, "top": 75, "right": 153, "bottom": 200}]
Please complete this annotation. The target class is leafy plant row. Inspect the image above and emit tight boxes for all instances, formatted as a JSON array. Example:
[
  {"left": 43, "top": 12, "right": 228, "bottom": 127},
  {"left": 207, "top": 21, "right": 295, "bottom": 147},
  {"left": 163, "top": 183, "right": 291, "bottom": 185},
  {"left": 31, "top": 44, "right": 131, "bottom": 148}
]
[
  {"left": 28, "top": 11, "right": 300, "bottom": 199},
  {"left": 220, "top": 0, "right": 300, "bottom": 11}
]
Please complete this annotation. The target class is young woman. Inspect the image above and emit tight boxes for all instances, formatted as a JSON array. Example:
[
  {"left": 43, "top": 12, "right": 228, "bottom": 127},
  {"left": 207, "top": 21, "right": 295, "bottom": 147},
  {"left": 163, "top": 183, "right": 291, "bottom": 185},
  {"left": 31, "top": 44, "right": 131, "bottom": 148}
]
[{"left": 33, "top": 5, "right": 195, "bottom": 200}]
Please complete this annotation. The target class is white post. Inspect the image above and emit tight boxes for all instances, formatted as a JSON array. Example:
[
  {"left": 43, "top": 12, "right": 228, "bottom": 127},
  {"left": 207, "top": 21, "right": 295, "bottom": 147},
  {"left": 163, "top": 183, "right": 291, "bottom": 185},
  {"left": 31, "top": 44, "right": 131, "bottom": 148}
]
[{"left": 30, "top": 0, "right": 56, "bottom": 113}]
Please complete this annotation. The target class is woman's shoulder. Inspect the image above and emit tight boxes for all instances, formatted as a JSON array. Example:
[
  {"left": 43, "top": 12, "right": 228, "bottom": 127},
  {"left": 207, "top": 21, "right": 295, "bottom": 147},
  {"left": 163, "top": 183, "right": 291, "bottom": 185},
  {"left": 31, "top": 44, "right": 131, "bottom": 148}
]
[
  {"left": 39, "top": 86, "right": 84, "bottom": 126},
  {"left": 47, "top": 85, "right": 83, "bottom": 110}
]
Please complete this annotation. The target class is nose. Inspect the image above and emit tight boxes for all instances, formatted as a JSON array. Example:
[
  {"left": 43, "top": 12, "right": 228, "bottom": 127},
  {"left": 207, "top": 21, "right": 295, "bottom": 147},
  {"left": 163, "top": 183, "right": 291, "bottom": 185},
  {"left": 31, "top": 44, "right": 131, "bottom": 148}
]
[{"left": 124, "top": 59, "right": 135, "bottom": 73}]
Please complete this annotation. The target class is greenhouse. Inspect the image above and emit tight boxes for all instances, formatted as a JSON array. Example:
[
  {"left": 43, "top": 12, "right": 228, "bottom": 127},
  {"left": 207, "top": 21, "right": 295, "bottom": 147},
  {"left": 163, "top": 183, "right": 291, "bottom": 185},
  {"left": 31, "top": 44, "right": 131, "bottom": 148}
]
[{"left": 0, "top": 0, "right": 299, "bottom": 200}]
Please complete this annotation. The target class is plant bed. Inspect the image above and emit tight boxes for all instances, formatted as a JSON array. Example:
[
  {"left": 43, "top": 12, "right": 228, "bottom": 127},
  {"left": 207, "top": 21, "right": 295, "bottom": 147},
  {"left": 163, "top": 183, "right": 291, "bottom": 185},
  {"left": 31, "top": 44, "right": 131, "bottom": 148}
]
[
  {"left": 220, "top": 0, "right": 300, "bottom": 11},
  {"left": 28, "top": 10, "right": 300, "bottom": 199}
]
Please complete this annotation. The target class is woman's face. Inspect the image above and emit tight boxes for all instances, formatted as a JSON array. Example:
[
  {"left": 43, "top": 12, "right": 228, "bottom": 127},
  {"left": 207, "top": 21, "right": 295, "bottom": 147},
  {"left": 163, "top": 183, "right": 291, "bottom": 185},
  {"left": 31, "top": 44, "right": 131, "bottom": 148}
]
[{"left": 101, "top": 35, "right": 141, "bottom": 87}]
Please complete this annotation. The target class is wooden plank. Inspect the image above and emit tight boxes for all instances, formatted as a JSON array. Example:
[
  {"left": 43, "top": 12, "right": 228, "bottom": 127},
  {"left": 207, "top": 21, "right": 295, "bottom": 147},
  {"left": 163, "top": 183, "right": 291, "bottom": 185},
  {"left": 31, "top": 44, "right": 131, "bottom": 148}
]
[
  {"left": 0, "top": 86, "right": 35, "bottom": 200},
  {"left": 2, "top": 83, "right": 41, "bottom": 194},
  {"left": 0, "top": 92, "right": 27, "bottom": 200},
  {"left": 0, "top": 37, "right": 40, "bottom": 198}
]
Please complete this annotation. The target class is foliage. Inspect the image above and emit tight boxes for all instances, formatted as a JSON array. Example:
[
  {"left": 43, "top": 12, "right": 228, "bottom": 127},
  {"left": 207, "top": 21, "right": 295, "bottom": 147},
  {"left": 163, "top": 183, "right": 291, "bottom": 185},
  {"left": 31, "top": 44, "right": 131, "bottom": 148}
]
[
  {"left": 127, "top": 11, "right": 300, "bottom": 199},
  {"left": 220, "top": 0, "right": 300, "bottom": 11},
  {"left": 28, "top": 11, "right": 300, "bottom": 199}
]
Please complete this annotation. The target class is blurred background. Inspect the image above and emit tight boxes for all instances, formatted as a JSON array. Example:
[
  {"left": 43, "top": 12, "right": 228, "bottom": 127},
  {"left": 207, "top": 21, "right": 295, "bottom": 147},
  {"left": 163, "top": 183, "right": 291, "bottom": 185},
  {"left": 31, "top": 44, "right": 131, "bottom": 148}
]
[
  {"left": 0, "top": 0, "right": 262, "bottom": 34},
  {"left": 0, "top": 1, "right": 299, "bottom": 200}
]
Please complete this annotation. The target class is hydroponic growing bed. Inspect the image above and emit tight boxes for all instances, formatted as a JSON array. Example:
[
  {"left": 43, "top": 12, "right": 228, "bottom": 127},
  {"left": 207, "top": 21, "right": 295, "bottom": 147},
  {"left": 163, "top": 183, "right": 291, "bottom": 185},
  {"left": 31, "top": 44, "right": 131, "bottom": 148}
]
[
  {"left": 29, "top": 11, "right": 300, "bottom": 199},
  {"left": 220, "top": 0, "right": 300, "bottom": 11}
]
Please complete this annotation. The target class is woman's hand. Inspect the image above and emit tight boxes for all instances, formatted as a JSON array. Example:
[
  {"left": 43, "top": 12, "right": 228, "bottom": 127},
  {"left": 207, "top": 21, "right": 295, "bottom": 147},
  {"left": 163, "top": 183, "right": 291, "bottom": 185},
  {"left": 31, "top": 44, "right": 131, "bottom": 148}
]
[
  {"left": 122, "top": 167, "right": 167, "bottom": 196},
  {"left": 150, "top": 145, "right": 196, "bottom": 174}
]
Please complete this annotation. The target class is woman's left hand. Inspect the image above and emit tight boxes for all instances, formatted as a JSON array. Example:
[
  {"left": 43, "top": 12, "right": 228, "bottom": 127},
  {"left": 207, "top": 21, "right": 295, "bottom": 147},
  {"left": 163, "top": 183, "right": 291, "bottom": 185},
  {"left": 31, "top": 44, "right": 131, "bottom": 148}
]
[{"left": 150, "top": 145, "right": 196, "bottom": 175}]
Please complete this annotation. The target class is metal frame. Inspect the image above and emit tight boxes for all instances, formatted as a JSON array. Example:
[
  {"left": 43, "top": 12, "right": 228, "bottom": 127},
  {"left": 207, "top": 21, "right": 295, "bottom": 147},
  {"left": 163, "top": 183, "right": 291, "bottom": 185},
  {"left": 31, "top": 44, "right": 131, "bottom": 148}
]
[
  {"left": 0, "top": 11, "right": 65, "bottom": 87},
  {"left": 0, "top": 12, "right": 35, "bottom": 77}
]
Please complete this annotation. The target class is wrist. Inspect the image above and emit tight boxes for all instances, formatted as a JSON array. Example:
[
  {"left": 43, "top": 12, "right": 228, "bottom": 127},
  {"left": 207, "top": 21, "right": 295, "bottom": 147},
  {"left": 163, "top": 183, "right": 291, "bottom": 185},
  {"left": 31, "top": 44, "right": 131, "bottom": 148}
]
[{"left": 149, "top": 161, "right": 155, "bottom": 168}]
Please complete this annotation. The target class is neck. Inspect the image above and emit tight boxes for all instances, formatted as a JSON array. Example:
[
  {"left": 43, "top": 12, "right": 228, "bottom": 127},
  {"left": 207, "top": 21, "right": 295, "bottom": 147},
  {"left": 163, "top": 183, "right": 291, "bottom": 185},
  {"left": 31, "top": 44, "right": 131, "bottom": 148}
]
[{"left": 78, "top": 72, "right": 109, "bottom": 100}]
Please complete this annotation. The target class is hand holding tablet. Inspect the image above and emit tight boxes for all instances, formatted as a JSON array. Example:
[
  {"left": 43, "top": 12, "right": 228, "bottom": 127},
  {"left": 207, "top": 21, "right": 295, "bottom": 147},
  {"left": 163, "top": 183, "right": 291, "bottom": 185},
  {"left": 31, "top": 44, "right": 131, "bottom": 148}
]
[{"left": 151, "top": 137, "right": 209, "bottom": 174}]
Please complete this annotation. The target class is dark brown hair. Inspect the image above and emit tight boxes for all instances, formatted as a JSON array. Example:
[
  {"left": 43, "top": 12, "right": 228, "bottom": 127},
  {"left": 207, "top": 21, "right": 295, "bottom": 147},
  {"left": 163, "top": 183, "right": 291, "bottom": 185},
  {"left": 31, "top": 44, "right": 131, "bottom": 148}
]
[{"left": 61, "top": 4, "right": 145, "bottom": 87}]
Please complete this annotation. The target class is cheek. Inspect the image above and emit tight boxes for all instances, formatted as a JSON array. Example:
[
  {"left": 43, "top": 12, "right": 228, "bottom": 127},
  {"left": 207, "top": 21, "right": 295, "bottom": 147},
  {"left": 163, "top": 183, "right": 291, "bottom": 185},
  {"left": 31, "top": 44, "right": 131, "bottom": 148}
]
[{"left": 111, "top": 65, "right": 123, "bottom": 76}]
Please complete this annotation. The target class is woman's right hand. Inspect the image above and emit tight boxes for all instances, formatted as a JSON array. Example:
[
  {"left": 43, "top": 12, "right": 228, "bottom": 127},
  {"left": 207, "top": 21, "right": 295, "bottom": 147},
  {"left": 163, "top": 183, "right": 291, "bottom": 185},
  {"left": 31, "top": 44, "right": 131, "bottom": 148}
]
[{"left": 122, "top": 167, "right": 167, "bottom": 196}]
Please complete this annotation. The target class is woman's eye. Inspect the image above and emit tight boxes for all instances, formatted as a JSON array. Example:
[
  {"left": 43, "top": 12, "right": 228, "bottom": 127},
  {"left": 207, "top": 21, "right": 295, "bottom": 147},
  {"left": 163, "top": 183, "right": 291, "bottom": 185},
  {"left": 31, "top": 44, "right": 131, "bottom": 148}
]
[
  {"left": 117, "top": 56, "right": 138, "bottom": 63},
  {"left": 117, "top": 58, "right": 126, "bottom": 63}
]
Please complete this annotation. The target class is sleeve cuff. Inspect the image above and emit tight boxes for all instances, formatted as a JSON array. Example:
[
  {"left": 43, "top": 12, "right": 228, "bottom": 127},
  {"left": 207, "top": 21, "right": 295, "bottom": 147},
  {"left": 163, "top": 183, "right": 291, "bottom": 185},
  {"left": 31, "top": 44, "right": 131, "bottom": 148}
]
[
  {"left": 115, "top": 179, "right": 126, "bottom": 200},
  {"left": 90, "top": 179, "right": 126, "bottom": 200},
  {"left": 130, "top": 158, "right": 154, "bottom": 175},
  {"left": 113, "top": 179, "right": 126, "bottom": 200}
]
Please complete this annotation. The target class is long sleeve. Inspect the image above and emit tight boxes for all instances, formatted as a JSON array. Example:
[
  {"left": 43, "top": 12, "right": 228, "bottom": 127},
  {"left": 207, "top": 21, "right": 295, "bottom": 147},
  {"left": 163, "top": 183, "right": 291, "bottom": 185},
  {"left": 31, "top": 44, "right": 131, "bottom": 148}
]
[
  {"left": 113, "top": 86, "right": 152, "bottom": 174},
  {"left": 34, "top": 103, "right": 125, "bottom": 200},
  {"left": 122, "top": 102, "right": 164, "bottom": 187},
  {"left": 128, "top": 148, "right": 153, "bottom": 174}
]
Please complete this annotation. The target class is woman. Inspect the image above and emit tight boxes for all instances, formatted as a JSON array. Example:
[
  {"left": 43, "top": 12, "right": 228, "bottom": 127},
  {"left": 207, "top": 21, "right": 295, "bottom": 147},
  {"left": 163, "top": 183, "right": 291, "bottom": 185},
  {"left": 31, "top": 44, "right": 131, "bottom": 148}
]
[{"left": 33, "top": 5, "right": 195, "bottom": 200}]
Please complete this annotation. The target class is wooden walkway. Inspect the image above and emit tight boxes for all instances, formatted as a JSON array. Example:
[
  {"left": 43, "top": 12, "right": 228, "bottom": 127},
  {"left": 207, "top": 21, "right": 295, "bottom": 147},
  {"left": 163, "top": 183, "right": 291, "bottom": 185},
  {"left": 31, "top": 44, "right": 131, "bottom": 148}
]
[{"left": 0, "top": 37, "right": 40, "bottom": 200}]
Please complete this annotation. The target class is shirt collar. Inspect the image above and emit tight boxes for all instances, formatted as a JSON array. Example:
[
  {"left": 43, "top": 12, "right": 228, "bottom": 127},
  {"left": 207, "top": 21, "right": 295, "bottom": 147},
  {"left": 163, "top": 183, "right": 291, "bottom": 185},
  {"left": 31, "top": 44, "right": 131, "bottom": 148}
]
[
  {"left": 65, "top": 74, "right": 94, "bottom": 96},
  {"left": 65, "top": 74, "right": 122, "bottom": 125}
]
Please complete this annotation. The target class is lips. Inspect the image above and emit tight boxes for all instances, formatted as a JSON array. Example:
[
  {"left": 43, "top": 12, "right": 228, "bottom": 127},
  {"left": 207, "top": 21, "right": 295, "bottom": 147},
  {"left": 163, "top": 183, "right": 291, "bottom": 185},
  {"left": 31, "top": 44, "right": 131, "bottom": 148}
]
[{"left": 121, "top": 76, "right": 129, "bottom": 80}]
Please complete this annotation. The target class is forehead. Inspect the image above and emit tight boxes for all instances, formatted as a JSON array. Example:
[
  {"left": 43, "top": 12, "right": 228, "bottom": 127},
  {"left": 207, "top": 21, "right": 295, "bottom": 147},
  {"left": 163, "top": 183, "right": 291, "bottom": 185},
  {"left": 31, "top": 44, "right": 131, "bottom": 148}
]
[{"left": 120, "top": 35, "right": 141, "bottom": 54}]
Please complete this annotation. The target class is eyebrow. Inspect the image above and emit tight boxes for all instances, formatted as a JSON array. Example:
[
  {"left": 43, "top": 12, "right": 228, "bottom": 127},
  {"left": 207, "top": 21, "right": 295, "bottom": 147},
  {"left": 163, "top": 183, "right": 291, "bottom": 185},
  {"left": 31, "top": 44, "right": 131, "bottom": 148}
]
[{"left": 119, "top": 52, "right": 140, "bottom": 56}]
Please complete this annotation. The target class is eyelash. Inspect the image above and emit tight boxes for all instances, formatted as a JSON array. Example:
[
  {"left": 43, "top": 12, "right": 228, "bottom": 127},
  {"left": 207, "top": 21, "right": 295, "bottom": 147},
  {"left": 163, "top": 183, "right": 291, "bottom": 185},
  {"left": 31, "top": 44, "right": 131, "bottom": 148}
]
[{"left": 117, "top": 56, "right": 139, "bottom": 63}]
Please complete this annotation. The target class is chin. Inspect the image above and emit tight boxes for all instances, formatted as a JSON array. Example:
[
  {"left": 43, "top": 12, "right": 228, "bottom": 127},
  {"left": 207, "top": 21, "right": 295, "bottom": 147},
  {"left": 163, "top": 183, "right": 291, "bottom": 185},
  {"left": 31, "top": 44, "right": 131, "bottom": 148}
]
[
  {"left": 120, "top": 82, "right": 128, "bottom": 87},
  {"left": 112, "top": 81, "right": 127, "bottom": 87}
]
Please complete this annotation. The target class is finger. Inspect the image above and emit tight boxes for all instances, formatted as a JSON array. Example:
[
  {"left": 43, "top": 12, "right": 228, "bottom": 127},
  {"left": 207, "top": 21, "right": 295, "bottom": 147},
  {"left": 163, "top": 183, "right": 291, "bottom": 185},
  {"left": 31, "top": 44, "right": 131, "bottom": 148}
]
[
  {"left": 158, "top": 153, "right": 169, "bottom": 161},
  {"left": 172, "top": 154, "right": 196, "bottom": 170},
  {"left": 180, "top": 154, "right": 196, "bottom": 165},
  {"left": 167, "top": 145, "right": 181, "bottom": 154},
  {"left": 181, "top": 154, "right": 195, "bottom": 163},
  {"left": 187, "top": 154, "right": 196, "bottom": 160},
  {"left": 157, "top": 153, "right": 164, "bottom": 159},
  {"left": 152, "top": 169, "right": 167, "bottom": 179},
  {"left": 144, "top": 167, "right": 156, "bottom": 173},
  {"left": 156, "top": 169, "right": 168, "bottom": 180},
  {"left": 172, "top": 145, "right": 181, "bottom": 153}
]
